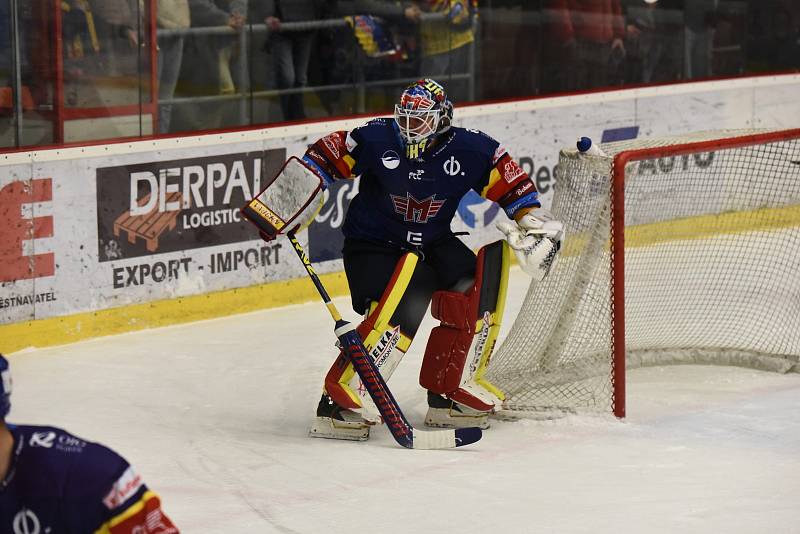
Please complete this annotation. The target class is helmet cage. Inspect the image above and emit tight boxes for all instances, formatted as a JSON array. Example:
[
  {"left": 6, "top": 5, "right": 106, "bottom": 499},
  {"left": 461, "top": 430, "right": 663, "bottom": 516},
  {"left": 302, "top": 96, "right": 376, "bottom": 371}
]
[{"left": 394, "top": 104, "right": 441, "bottom": 145}]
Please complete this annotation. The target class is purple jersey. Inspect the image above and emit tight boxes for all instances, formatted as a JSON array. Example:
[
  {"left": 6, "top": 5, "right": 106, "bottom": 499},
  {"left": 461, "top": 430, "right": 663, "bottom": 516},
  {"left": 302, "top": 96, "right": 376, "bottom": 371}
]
[{"left": 0, "top": 424, "right": 177, "bottom": 533}]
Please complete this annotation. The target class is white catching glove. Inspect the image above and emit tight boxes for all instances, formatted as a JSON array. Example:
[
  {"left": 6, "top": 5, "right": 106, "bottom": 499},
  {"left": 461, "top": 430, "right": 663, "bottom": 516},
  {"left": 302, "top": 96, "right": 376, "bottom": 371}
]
[{"left": 497, "top": 207, "right": 564, "bottom": 281}]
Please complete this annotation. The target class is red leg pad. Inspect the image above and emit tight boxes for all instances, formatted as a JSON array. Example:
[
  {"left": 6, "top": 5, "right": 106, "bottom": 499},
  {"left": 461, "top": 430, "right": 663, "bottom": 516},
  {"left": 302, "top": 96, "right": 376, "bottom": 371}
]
[
  {"left": 419, "top": 326, "right": 471, "bottom": 393},
  {"left": 448, "top": 388, "right": 494, "bottom": 412},
  {"left": 430, "top": 290, "right": 473, "bottom": 329},
  {"left": 421, "top": 289, "right": 477, "bottom": 393}
]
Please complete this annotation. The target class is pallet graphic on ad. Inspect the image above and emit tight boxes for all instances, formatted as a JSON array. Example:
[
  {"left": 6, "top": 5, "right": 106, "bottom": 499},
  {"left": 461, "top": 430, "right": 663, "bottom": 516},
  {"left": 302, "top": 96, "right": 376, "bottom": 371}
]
[{"left": 113, "top": 192, "right": 182, "bottom": 252}]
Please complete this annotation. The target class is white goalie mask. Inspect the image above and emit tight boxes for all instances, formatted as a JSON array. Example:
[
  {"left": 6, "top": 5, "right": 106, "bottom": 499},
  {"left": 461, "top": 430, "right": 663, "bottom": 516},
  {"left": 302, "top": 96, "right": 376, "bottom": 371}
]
[{"left": 394, "top": 79, "right": 451, "bottom": 153}]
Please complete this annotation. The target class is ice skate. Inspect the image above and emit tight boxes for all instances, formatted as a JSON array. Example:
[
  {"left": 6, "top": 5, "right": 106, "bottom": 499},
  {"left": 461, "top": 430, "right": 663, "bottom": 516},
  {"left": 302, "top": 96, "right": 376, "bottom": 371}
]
[
  {"left": 309, "top": 394, "right": 371, "bottom": 441},
  {"left": 424, "top": 391, "right": 491, "bottom": 430}
]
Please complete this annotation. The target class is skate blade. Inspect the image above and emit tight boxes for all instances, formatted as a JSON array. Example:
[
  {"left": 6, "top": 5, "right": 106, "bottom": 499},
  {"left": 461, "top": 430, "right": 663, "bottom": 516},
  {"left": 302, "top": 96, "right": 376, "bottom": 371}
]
[
  {"left": 424, "top": 407, "right": 491, "bottom": 430},
  {"left": 309, "top": 416, "right": 370, "bottom": 441}
]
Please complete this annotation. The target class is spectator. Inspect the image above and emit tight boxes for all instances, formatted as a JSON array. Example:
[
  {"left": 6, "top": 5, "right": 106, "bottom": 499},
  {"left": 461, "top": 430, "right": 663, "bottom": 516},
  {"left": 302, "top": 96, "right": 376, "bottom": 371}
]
[
  {"left": 89, "top": 0, "right": 141, "bottom": 50},
  {"left": 684, "top": 0, "right": 717, "bottom": 79},
  {"left": 156, "top": 0, "right": 190, "bottom": 134},
  {"left": 251, "top": 1, "right": 323, "bottom": 121},
  {"left": 333, "top": 0, "right": 422, "bottom": 112},
  {"left": 189, "top": 0, "right": 246, "bottom": 96},
  {"left": 416, "top": 0, "right": 475, "bottom": 102},
  {"left": 623, "top": 0, "right": 683, "bottom": 83},
  {"left": 181, "top": 0, "right": 247, "bottom": 130},
  {"left": 556, "top": 0, "right": 627, "bottom": 91},
  {"left": 748, "top": 0, "right": 800, "bottom": 71},
  {"left": 58, "top": 0, "right": 142, "bottom": 111},
  {"left": 88, "top": 0, "right": 143, "bottom": 83},
  {"left": 541, "top": 0, "right": 577, "bottom": 93}
]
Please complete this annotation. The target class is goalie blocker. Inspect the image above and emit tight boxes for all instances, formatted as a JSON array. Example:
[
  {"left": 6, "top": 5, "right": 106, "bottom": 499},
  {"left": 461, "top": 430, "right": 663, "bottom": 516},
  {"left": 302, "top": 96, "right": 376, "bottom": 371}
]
[{"left": 240, "top": 156, "right": 325, "bottom": 239}]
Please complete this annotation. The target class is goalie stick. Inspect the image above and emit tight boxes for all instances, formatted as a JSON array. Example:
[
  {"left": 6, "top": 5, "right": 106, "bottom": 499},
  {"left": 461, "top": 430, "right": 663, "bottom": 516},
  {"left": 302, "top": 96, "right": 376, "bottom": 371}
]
[{"left": 287, "top": 231, "right": 482, "bottom": 450}]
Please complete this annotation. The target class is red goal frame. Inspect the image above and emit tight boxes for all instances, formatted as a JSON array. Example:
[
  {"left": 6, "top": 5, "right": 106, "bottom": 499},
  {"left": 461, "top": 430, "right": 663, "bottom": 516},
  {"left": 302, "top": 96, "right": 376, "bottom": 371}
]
[{"left": 609, "top": 128, "right": 800, "bottom": 418}]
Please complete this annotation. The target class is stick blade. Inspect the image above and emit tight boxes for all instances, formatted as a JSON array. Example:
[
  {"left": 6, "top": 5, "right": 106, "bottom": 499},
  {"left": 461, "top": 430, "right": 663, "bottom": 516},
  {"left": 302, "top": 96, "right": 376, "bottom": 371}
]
[
  {"left": 454, "top": 427, "right": 483, "bottom": 447},
  {"left": 411, "top": 427, "right": 483, "bottom": 450},
  {"left": 335, "top": 321, "right": 482, "bottom": 450}
]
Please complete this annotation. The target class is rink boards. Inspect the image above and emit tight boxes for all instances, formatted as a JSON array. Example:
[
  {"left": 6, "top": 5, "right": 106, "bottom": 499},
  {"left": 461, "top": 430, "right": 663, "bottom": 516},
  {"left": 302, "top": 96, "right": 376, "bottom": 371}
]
[{"left": 2, "top": 73, "right": 800, "bottom": 353}]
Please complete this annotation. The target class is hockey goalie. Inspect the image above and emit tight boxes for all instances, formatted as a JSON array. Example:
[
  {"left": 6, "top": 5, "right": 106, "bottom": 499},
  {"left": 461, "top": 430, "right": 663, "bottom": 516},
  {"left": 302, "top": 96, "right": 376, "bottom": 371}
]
[{"left": 245, "top": 78, "right": 563, "bottom": 441}]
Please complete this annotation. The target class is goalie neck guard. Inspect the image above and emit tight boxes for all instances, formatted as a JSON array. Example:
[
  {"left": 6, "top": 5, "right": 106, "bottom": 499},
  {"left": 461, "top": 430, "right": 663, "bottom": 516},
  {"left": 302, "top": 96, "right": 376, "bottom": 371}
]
[{"left": 394, "top": 78, "right": 453, "bottom": 159}]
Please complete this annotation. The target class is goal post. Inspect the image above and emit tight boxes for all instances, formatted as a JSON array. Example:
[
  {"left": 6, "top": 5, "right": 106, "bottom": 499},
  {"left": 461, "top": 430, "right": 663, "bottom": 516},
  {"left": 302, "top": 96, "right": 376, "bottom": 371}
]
[{"left": 487, "top": 129, "right": 800, "bottom": 419}]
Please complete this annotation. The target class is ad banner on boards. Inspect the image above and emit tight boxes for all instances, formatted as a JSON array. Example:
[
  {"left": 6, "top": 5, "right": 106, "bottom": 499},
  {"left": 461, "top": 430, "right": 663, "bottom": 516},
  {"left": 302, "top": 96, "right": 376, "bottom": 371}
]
[
  {"left": 95, "top": 149, "right": 285, "bottom": 262},
  {"left": 3, "top": 75, "right": 800, "bottom": 326}
]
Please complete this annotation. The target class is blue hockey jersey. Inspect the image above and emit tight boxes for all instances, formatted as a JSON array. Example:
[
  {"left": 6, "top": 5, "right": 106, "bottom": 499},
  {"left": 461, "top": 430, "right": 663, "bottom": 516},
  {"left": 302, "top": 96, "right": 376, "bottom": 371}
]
[
  {"left": 0, "top": 424, "right": 177, "bottom": 533},
  {"left": 303, "top": 118, "right": 540, "bottom": 248}
]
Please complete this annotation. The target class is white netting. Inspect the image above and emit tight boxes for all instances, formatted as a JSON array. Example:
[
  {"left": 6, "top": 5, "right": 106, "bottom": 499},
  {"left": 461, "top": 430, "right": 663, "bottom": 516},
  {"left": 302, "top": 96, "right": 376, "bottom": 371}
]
[{"left": 487, "top": 130, "right": 800, "bottom": 417}]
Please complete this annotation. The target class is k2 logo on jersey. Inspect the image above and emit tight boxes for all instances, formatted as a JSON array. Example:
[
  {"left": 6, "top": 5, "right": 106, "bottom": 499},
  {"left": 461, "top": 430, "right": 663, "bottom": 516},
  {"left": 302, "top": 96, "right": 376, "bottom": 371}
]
[
  {"left": 30, "top": 431, "right": 56, "bottom": 448},
  {"left": 391, "top": 193, "right": 445, "bottom": 223}
]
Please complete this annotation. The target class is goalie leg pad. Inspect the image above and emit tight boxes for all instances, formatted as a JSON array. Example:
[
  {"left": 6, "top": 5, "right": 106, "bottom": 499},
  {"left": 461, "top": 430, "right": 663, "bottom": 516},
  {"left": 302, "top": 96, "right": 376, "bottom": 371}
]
[
  {"left": 324, "top": 252, "right": 437, "bottom": 416},
  {"left": 419, "top": 240, "right": 511, "bottom": 413}
]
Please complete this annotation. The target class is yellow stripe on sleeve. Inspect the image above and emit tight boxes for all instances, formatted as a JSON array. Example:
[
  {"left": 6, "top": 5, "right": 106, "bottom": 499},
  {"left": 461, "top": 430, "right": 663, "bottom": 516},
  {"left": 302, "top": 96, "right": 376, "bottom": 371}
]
[
  {"left": 94, "top": 490, "right": 159, "bottom": 534},
  {"left": 343, "top": 154, "right": 356, "bottom": 175},
  {"left": 480, "top": 168, "right": 503, "bottom": 198}
]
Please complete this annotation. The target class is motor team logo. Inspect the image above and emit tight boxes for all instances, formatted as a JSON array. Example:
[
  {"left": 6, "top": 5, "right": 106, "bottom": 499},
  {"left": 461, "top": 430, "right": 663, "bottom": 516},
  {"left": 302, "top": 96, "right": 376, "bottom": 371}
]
[
  {"left": 391, "top": 193, "right": 445, "bottom": 223},
  {"left": 95, "top": 149, "right": 285, "bottom": 261}
]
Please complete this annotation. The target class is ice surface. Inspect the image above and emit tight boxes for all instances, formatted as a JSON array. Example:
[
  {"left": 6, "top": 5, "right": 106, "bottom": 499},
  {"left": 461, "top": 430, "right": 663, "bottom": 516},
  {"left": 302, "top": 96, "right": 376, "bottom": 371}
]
[{"left": 8, "top": 267, "right": 800, "bottom": 533}]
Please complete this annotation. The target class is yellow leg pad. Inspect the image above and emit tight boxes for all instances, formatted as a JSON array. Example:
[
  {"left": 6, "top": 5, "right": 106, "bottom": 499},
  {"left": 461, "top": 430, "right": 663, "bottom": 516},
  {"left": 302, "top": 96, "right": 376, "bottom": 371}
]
[
  {"left": 474, "top": 242, "right": 511, "bottom": 401},
  {"left": 324, "top": 253, "right": 423, "bottom": 410}
]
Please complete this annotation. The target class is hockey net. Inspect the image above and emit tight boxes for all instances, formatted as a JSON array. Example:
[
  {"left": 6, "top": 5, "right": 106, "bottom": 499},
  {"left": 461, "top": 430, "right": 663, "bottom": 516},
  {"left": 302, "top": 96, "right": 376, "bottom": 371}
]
[{"left": 487, "top": 129, "right": 800, "bottom": 418}]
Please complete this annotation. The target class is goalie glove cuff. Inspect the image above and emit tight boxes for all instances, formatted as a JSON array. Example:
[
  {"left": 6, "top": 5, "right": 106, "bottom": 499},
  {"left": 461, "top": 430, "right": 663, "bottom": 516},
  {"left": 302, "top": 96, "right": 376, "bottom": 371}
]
[
  {"left": 302, "top": 154, "right": 335, "bottom": 189},
  {"left": 497, "top": 217, "right": 563, "bottom": 281},
  {"left": 517, "top": 208, "right": 564, "bottom": 240}
]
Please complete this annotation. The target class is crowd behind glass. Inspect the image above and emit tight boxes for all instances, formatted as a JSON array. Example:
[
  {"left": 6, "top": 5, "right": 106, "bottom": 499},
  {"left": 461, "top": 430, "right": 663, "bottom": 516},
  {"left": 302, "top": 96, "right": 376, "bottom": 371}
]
[{"left": 0, "top": 0, "right": 797, "bottom": 148}]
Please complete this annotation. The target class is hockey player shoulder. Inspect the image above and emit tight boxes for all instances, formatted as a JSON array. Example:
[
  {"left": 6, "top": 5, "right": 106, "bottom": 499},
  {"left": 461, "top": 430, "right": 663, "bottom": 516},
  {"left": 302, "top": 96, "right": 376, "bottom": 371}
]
[
  {"left": 364, "top": 117, "right": 392, "bottom": 127},
  {"left": 455, "top": 126, "right": 495, "bottom": 140},
  {"left": 453, "top": 127, "right": 499, "bottom": 149}
]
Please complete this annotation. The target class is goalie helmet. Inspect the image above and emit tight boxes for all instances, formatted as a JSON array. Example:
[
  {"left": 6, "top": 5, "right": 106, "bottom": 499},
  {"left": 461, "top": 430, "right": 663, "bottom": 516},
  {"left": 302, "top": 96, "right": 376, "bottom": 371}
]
[
  {"left": 0, "top": 355, "right": 10, "bottom": 420},
  {"left": 394, "top": 79, "right": 453, "bottom": 158}
]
